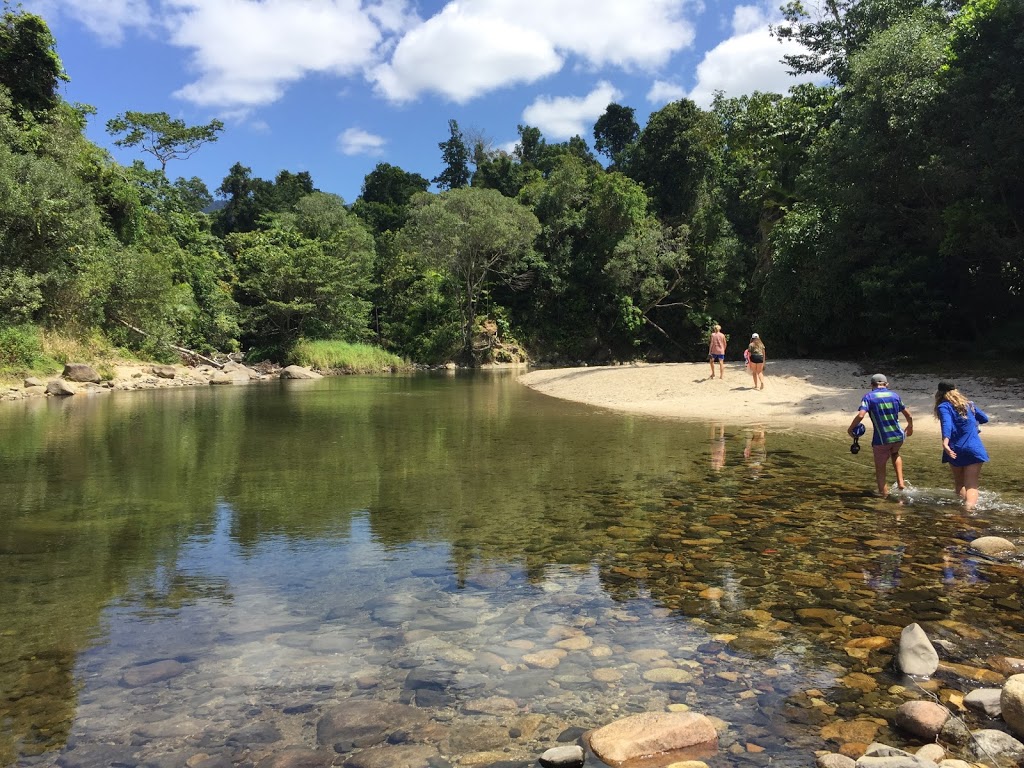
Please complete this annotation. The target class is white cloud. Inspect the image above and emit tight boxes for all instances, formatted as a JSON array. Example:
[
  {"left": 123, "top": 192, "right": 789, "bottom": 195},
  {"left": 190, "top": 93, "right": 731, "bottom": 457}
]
[
  {"left": 371, "top": 5, "right": 562, "bottom": 103},
  {"left": 647, "top": 79, "right": 687, "bottom": 104},
  {"left": 164, "top": 0, "right": 391, "bottom": 108},
  {"left": 28, "top": 0, "right": 154, "bottom": 45},
  {"left": 521, "top": 80, "right": 622, "bottom": 140},
  {"left": 372, "top": 0, "right": 695, "bottom": 102},
  {"left": 687, "top": 4, "right": 822, "bottom": 108},
  {"left": 338, "top": 127, "right": 387, "bottom": 156}
]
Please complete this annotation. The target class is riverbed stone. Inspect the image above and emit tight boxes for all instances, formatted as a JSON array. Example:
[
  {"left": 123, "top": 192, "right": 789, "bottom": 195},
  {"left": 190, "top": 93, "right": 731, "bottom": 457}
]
[
  {"left": 316, "top": 701, "right": 428, "bottom": 752},
  {"left": 964, "top": 688, "right": 1002, "bottom": 718},
  {"left": 643, "top": 668, "right": 694, "bottom": 685},
  {"left": 523, "top": 649, "right": 566, "bottom": 669},
  {"left": 896, "top": 624, "right": 939, "bottom": 677},
  {"left": 817, "top": 754, "right": 856, "bottom": 768},
  {"left": 255, "top": 748, "right": 336, "bottom": 768},
  {"left": 341, "top": 744, "right": 438, "bottom": 768},
  {"left": 539, "top": 744, "right": 585, "bottom": 767},
  {"left": 587, "top": 711, "right": 718, "bottom": 765},
  {"left": 967, "top": 729, "right": 1024, "bottom": 759},
  {"left": 969, "top": 536, "right": 1016, "bottom": 556},
  {"left": 894, "top": 701, "right": 949, "bottom": 740},
  {"left": 120, "top": 659, "right": 186, "bottom": 687},
  {"left": 1002, "top": 674, "right": 1024, "bottom": 738},
  {"left": 209, "top": 371, "right": 233, "bottom": 385},
  {"left": 914, "top": 744, "right": 944, "bottom": 763},
  {"left": 24, "top": 376, "right": 43, "bottom": 388}
]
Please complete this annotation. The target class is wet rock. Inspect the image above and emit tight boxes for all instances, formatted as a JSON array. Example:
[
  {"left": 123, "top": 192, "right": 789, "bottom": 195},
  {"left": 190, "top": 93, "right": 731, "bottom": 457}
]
[
  {"left": 894, "top": 701, "right": 949, "bottom": 740},
  {"left": 522, "top": 649, "right": 566, "bottom": 669},
  {"left": 966, "top": 729, "right": 1024, "bottom": 759},
  {"left": 586, "top": 711, "right": 718, "bottom": 765},
  {"left": 969, "top": 536, "right": 1016, "bottom": 556},
  {"left": 341, "top": 744, "right": 439, "bottom": 768},
  {"left": 539, "top": 745, "right": 585, "bottom": 767},
  {"left": 55, "top": 744, "right": 140, "bottom": 767},
  {"left": 120, "top": 659, "right": 186, "bottom": 687},
  {"left": 821, "top": 720, "right": 881, "bottom": 745},
  {"left": 964, "top": 688, "right": 1002, "bottom": 718},
  {"left": 255, "top": 748, "right": 337, "bottom": 768},
  {"left": 62, "top": 363, "right": 101, "bottom": 383},
  {"left": 316, "top": 701, "right": 428, "bottom": 752},
  {"left": 937, "top": 661, "right": 1004, "bottom": 685},
  {"left": 226, "top": 721, "right": 282, "bottom": 745},
  {"left": 896, "top": 624, "right": 938, "bottom": 677},
  {"left": 462, "top": 696, "right": 519, "bottom": 716},
  {"left": 448, "top": 723, "right": 511, "bottom": 752},
  {"left": 643, "top": 668, "right": 694, "bottom": 685}
]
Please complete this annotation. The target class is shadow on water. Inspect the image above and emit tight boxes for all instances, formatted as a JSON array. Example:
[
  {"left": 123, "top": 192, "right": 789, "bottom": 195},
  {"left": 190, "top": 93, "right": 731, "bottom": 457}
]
[{"left": 1, "top": 372, "right": 1022, "bottom": 766}]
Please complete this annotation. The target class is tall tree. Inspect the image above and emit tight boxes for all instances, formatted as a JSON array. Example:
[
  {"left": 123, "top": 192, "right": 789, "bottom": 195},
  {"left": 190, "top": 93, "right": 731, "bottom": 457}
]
[
  {"left": 402, "top": 187, "right": 539, "bottom": 356},
  {"left": 351, "top": 162, "right": 429, "bottom": 234},
  {"left": 593, "top": 103, "right": 639, "bottom": 166},
  {"left": 0, "top": 4, "right": 67, "bottom": 117},
  {"left": 106, "top": 111, "right": 224, "bottom": 172},
  {"left": 432, "top": 119, "right": 471, "bottom": 190}
]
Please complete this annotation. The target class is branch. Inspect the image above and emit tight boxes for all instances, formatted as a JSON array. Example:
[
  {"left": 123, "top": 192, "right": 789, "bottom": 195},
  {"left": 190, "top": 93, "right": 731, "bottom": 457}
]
[{"left": 115, "top": 318, "right": 225, "bottom": 369}]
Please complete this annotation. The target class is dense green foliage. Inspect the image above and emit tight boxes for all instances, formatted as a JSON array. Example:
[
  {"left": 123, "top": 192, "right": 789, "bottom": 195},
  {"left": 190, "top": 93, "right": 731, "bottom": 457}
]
[{"left": 1, "top": 0, "right": 1021, "bottom": 367}]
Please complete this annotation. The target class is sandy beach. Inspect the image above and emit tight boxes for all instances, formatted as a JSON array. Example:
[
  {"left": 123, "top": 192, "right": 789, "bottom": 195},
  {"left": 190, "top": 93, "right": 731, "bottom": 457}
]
[{"left": 519, "top": 359, "right": 1024, "bottom": 439}]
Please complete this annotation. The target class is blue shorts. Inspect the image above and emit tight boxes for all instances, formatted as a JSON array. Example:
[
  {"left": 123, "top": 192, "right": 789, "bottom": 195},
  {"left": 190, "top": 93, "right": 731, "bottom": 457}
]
[{"left": 710, "top": 354, "right": 725, "bottom": 361}]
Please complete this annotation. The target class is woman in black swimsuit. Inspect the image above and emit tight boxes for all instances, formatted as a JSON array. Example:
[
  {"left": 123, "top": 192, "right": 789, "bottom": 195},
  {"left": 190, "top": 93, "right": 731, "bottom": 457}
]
[{"left": 747, "top": 334, "right": 766, "bottom": 390}]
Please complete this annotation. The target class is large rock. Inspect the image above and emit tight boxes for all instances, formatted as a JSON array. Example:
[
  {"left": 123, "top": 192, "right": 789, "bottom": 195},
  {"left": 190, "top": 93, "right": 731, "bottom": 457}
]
[
  {"left": 586, "top": 711, "right": 717, "bottom": 765},
  {"left": 45, "top": 379, "right": 77, "bottom": 396},
  {"left": 969, "top": 536, "right": 1016, "bottom": 556},
  {"left": 316, "top": 701, "right": 428, "bottom": 752},
  {"left": 151, "top": 365, "right": 177, "bottom": 379},
  {"left": 281, "top": 365, "right": 322, "bottom": 380},
  {"left": 23, "top": 377, "right": 43, "bottom": 388},
  {"left": 967, "top": 729, "right": 1024, "bottom": 759},
  {"left": 120, "top": 659, "right": 185, "bottom": 687},
  {"left": 1001, "top": 673, "right": 1024, "bottom": 738},
  {"left": 62, "top": 363, "right": 101, "bottom": 382},
  {"left": 896, "top": 624, "right": 939, "bottom": 677},
  {"left": 855, "top": 743, "right": 933, "bottom": 768},
  {"left": 964, "top": 688, "right": 1002, "bottom": 718},
  {"left": 894, "top": 701, "right": 950, "bottom": 740}
]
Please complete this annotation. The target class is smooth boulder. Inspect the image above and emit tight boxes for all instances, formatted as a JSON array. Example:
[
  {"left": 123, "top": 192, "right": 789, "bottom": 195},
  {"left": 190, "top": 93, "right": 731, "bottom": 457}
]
[
  {"left": 281, "top": 365, "right": 322, "bottom": 380},
  {"left": 587, "top": 711, "right": 717, "bottom": 765},
  {"left": 896, "top": 624, "right": 939, "bottom": 677},
  {"left": 1002, "top": 674, "right": 1024, "bottom": 738},
  {"left": 62, "top": 363, "right": 101, "bottom": 383}
]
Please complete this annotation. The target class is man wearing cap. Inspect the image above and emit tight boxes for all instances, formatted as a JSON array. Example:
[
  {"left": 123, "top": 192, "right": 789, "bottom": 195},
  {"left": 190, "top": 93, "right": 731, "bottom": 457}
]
[{"left": 847, "top": 373, "right": 914, "bottom": 497}]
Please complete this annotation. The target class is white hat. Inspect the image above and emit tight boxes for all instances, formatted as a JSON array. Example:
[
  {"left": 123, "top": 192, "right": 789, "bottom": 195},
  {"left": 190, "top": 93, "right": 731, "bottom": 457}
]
[{"left": 751, "top": 333, "right": 759, "bottom": 338}]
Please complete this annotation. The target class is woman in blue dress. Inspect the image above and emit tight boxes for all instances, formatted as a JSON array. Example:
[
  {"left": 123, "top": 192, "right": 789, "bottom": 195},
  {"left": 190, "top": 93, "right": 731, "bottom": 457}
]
[{"left": 934, "top": 381, "right": 989, "bottom": 510}]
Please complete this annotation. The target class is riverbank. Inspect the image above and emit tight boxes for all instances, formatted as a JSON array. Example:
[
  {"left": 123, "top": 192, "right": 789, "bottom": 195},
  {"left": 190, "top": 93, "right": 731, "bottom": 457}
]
[{"left": 519, "top": 359, "right": 1024, "bottom": 439}]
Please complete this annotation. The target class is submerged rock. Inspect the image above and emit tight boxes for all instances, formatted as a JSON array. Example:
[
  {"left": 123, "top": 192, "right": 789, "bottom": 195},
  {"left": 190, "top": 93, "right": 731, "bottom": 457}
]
[{"left": 586, "top": 711, "right": 718, "bottom": 765}]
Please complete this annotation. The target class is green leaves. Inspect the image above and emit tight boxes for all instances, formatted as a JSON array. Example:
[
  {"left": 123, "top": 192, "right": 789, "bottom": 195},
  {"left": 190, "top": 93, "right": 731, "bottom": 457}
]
[{"left": 106, "top": 111, "right": 224, "bottom": 172}]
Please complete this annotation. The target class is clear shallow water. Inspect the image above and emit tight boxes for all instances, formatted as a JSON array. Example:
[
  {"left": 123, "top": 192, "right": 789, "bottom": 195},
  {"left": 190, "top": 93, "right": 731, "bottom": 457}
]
[{"left": 1, "top": 373, "right": 1023, "bottom": 767}]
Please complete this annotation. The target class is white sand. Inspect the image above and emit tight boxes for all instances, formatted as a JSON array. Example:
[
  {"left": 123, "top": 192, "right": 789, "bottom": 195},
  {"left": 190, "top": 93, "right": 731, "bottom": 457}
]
[{"left": 519, "top": 360, "right": 1024, "bottom": 439}]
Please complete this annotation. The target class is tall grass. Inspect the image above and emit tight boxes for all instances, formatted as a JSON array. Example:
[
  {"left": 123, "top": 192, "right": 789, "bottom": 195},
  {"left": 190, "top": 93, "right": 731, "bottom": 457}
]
[
  {"left": 291, "top": 339, "right": 406, "bottom": 373},
  {"left": 0, "top": 326, "right": 132, "bottom": 384}
]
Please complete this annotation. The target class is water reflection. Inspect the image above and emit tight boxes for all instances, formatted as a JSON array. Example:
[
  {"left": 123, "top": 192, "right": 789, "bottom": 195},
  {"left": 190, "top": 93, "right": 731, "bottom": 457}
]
[{"left": 0, "top": 374, "right": 1022, "bottom": 766}]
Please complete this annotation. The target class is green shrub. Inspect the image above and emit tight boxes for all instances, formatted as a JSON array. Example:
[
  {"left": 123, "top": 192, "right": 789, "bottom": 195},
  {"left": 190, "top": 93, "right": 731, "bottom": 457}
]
[
  {"left": 291, "top": 339, "right": 406, "bottom": 373},
  {"left": 0, "top": 323, "right": 42, "bottom": 369}
]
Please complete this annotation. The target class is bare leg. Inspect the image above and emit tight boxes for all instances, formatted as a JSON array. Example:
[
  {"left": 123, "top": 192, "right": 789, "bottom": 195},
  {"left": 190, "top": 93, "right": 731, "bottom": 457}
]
[
  {"left": 950, "top": 465, "right": 966, "bottom": 501},
  {"left": 891, "top": 451, "right": 905, "bottom": 490},
  {"left": 962, "top": 463, "right": 982, "bottom": 510},
  {"left": 717, "top": 359, "right": 724, "bottom": 379},
  {"left": 709, "top": 358, "right": 715, "bottom": 378},
  {"left": 750, "top": 365, "right": 758, "bottom": 389},
  {"left": 873, "top": 451, "right": 889, "bottom": 496}
]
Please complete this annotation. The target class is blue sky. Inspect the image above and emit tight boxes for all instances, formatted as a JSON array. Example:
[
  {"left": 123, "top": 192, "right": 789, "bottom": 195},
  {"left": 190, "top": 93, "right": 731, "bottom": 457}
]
[{"left": 28, "top": 0, "right": 819, "bottom": 204}]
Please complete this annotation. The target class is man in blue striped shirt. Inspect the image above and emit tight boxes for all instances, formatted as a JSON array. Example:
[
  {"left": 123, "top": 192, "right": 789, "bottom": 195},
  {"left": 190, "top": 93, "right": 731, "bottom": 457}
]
[{"left": 848, "top": 373, "right": 914, "bottom": 497}]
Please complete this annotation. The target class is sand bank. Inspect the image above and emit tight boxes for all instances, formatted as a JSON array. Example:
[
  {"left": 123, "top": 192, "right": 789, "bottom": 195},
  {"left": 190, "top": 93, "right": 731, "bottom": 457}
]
[{"left": 519, "top": 360, "right": 1024, "bottom": 439}]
